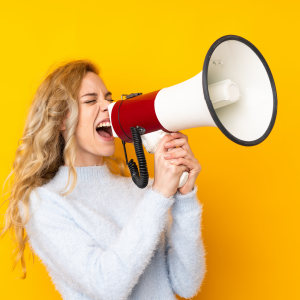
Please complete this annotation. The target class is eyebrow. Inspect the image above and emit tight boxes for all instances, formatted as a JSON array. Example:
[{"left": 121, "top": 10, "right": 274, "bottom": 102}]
[
  {"left": 80, "top": 91, "right": 112, "bottom": 99},
  {"left": 105, "top": 91, "right": 112, "bottom": 98}
]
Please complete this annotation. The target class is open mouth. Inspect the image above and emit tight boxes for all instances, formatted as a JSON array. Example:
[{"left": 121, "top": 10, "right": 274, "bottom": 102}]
[{"left": 96, "top": 122, "right": 113, "bottom": 138}]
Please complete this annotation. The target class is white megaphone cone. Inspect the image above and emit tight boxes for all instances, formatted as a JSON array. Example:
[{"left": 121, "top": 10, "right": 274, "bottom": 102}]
[{"left": 107, "top": 35, "right": 277, "bottom": 189}]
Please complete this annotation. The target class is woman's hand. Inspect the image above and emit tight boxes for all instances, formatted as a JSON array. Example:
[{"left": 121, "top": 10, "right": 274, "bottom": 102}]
[{"left": 152, "top": 132, "right": 201, "bottom": 198}]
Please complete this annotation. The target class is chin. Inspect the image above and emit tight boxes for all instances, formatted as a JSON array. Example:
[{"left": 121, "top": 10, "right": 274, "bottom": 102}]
[{"left": 97, "top": 145, "right": 116, "bottom": 157}]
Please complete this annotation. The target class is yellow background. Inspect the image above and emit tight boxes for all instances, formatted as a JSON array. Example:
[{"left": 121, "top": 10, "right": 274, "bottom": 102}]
[{"left": 0, "top": 0, "right": 299, "bottom": 299}]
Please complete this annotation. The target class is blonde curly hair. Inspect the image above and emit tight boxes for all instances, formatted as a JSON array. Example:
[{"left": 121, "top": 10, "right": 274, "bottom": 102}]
[{"left": 0, "top": 59, "right": 129, "bottom": 279}]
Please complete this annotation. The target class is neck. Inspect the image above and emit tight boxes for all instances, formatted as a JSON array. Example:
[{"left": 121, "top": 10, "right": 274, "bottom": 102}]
[{"left": 65, "top": 151, "right": 104, "bottom": 167}]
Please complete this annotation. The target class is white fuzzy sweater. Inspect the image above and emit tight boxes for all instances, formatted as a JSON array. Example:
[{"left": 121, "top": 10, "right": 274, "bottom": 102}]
[{"left": 19, "top": 163, "right": 206, "bottom": 300}]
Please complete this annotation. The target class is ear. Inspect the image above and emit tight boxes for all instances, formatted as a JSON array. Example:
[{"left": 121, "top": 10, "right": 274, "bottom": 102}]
[{"left": 60, "top": 110, "right": 70, "bottom": 131}]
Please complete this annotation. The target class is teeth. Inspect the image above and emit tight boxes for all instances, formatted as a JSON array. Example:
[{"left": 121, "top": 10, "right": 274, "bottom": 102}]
[{"left": 97, "top": 121, "right": 111, "bottom": 128}]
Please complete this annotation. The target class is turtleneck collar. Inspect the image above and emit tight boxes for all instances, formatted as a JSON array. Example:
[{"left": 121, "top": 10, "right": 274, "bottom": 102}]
[{"left": 51, "top": 162, "right": 113, "bottom": 185}]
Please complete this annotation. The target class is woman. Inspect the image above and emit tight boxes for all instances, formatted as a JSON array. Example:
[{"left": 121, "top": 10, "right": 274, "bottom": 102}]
[{"left": 1, "top": 60, "right": 206, "bottom": 300}]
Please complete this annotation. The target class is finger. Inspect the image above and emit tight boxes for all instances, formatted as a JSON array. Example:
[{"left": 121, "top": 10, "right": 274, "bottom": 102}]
[
  {"left": 170, "top": 131, "right": 188, "bottom": 141},
  {"left": 168, "top": 162, "right": 189, "bottom": 174},
  {"left": 178, "top": 164, "right": 190, "bottom": 174},
  {"left": 170, "top": 157, "right": 201, "bottom": 173},
  {"left": 164, "top": 137, "right": 192, "bottom": 153},
  {"left": 163, "top": 148, "right": 197, "bottom": 162},
  {"left": 155, "top": 133, "right": 177, "bottom": 154}
]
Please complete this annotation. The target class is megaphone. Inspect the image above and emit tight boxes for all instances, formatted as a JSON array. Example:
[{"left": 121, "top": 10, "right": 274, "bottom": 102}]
[{"left": 108, "top": 35, "right": 277, "bottom": 189}]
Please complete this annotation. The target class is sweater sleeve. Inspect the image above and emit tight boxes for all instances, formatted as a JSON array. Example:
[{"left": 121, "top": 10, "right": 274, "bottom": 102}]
[
  {"left": 20, "top": 186, "right": 174, "bottom": 300},
  {"left": 164, "top": 185, "right": 207, "bottom": 298}
]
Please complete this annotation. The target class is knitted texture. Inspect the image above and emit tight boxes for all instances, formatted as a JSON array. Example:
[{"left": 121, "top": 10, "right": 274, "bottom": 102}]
[{"left": 19, "top": 163, "right": 206, "bottom": 300}]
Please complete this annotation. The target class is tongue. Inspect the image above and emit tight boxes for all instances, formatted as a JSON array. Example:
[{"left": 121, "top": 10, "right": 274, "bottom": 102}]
[{"left": 98, "top": 130, "right": 111, "bottom": 138}]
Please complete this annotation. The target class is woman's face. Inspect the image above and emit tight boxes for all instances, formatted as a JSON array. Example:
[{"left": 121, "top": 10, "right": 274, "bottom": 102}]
[{"left": 73, "top": 71, "right": 115, "bottom": 166}]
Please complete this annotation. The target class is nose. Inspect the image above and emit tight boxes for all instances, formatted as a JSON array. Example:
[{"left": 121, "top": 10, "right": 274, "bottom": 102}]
[{"left": 100, "top": 99, "right": 109, "bottom": 112}]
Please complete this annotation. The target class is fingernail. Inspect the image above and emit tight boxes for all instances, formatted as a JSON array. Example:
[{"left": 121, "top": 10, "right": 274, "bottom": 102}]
[
  {"left": 165, "top": 143, "right": 170, "bottom": 147},
  {"left": 164, "top": 154, "right": 171, "bottom": 158},
  {"left": 171, "top": 132, "right": 177, "bottom": 136},
  {"left": 170, "top": 159, "right": 177, "bottom": 164}
]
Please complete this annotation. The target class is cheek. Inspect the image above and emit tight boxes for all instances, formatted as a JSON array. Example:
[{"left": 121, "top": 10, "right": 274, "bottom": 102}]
[{"left": 76, "top": 107, "right": 96, "bottom": 138}]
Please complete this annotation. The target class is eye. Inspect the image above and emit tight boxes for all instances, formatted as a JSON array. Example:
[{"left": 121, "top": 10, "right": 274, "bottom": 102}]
[
  {"left": 85, "top": 100, "right": 96, "bottom": 104},
  {"left": 106, "top": 99, "right": 114, "bottom": 102}
]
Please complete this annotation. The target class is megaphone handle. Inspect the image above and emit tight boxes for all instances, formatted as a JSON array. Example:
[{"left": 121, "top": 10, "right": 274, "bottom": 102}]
[
  {"left": 167, "top": 147, "right": 189, "bottom": 188},
  {"left": 141, "top": 130, "right": 189, "bottom": 189},
  {"left": 178, "top": 171, "right": 189, "bottom": 188}
]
